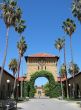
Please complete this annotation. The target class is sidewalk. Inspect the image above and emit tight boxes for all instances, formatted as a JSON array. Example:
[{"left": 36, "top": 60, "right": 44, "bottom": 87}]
[
  {"left": 53, "top": 98, "right": 81, "bottom": 108},
  {"left": 17, "top": 98, "right": 81, "bottom": 110}
]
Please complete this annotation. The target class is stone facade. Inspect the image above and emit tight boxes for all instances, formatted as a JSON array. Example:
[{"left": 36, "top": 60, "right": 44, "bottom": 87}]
[
  {"left": 35, "top": 86, "right": 45, "bottom": 97},
  {"left": 25, "top": 53, "right": 59, "bottom": 82}
]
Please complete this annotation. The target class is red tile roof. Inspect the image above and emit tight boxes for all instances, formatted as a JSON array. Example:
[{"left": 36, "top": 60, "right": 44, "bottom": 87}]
[
  {"left": 18, "top": 76, "right": 27, "bottom": 81},
  {"left": 28, "top": 53, "right": 59, "bottom": 58},
  {"left": 0, "top": 67, "right": 15, "bottom": 79},
  {"left": 36, "top": 86, "right": 44, "bottom": 89},
  {"left": 18, "top": 76, "right": 66, "bottom": 82},
  {"left": 57, "top": 77, "right": 66, "bottom": 82}
]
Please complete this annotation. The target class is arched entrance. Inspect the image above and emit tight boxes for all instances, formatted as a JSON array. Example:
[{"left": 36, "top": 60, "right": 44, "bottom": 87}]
[
  {"left": 29, "top": 70, "right": 55, "bottom": 98},
  {"left": 35, "top": 77, "right": 48, "bottom": 97},
  {"left": 23, "top": 53, "right": 60, "bottom": 98}
]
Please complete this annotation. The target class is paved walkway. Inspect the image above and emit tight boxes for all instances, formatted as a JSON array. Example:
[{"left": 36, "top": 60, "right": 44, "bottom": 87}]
[{"left": 17, "top": 98, "right": 81, "bottom": 110}]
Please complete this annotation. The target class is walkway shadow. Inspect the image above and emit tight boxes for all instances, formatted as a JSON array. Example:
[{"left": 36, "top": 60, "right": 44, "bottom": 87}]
[
  {"left": 12, "top": 107, "right": 23, "bottom": 110},
  {"left": 17, "top": 107, "right": 23, "bottom": 109}
]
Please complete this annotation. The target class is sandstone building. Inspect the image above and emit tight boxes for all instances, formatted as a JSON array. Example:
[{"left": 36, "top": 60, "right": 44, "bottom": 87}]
[{"left": 25, "top": 53, "right": 59, "bottom": 82}]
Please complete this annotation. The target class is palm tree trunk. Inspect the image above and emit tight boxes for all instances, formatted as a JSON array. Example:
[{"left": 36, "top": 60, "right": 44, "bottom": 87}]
[
  {"left": 0, "top": 27, "right": 9, "bottom": 98},
  {"left": 72, "top": 68, "right": 75, "bottom": 98},
  {"left": 18, "top": 54, "right": 22, "bottom": 80},
  {"left": 70, "top": 36, "right": 75, "bottom": 98},
  {"left": 11, "top": 74, "right": 17, "bottom": 99},
  {"left": 60, "top": 77, "right": 63, "bottom": 99},
  {"left": 64, "top": 37, "right": 69, "bottom": 99},
  {"left": 16, "top": 54, "right": 22, "bottom": 98},
  {"left": 59, "top": 50, "right": 64, "bottom": 99},
  {"left": 70, "top": 37, "right": 73, "bottom": 63},
  {"left": 20, "top": 80, "right": 23, "bottom": 98}
]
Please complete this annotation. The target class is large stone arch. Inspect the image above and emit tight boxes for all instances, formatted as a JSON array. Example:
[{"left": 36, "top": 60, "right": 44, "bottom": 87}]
[{"left": 29, "top": 70, "right": 55, "bottom": 98}]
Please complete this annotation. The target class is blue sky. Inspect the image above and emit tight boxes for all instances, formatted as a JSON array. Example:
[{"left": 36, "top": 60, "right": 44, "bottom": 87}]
[{"left": 0, "top": 0, "right": 81, "bottom": 86}]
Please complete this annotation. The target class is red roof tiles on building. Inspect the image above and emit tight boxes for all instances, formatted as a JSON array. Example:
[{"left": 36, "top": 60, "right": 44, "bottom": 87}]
[
  {"left": 28, "top": 53, "right": 58, "bottom": 58},
  {"left": 0, "top": 67, "right": 14, "bottom": 79},
  {"left": 57, "top": 77, "right": 66, "bottom": 82}
]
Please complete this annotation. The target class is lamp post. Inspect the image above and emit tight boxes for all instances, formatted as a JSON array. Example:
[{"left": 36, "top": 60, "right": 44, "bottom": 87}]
[{"left": 7, "top": 79, "right": 10, "bottom": 98}]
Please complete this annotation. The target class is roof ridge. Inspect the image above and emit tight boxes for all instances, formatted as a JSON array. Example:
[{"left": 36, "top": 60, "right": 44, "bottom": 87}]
[{"left": 29, "top": 53, "right": 56, "bottom": 57}]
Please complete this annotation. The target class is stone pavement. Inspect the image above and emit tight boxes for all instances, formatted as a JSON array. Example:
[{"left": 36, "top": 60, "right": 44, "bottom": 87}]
[{"left": 17, "top": 98, "right": 81, "bottom": 110}]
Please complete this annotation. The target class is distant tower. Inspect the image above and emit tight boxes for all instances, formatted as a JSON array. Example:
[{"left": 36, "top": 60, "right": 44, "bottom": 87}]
[{"left": 25, "top": 53, "right": 59, "bottom": 82}]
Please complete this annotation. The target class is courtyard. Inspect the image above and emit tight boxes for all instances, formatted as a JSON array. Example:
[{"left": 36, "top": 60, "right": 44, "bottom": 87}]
[
  {"left": 1, "top": 0, "right": 81, "bottom": 109},
  {"left": 17, "top": 98, "right": 81, "bottom": 110}
]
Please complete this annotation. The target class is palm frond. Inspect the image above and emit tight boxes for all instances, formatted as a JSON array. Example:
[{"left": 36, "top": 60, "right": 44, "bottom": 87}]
[{"left": 17, "top": 36, "right": 27, "bottom": 56}]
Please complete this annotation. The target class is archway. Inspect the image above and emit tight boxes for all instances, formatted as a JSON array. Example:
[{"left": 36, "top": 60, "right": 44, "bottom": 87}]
[
  {"left": 29, "top": 70, "right": 55, "bottom": 98},
  {"left": 35, "top": 77, "right": 48, "bottom": 87},
  {"left": 35, "top": 77, "right": 49, "bottom": 97}
]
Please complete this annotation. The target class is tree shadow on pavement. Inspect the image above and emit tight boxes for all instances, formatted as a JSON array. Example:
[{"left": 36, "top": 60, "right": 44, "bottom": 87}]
[
  {"left": 17, "top": 107, "right": 24, "bottom": 109},
  {"left": 12, "top": 107, "right": 24, "bottom": 110}
]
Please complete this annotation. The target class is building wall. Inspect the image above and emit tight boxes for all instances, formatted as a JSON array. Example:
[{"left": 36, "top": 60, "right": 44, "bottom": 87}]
[
  {"left": 26, "top": 57, "right": 58, "bottom": 82},
  {"left": 68, "top": 73, "right": 81, "bottom": 98},
  {"left": 35, "top": 87, "right": 45, "bottom": 97},
  {"left": 0, "top": 70, "right": 14, "bottom": 99}
]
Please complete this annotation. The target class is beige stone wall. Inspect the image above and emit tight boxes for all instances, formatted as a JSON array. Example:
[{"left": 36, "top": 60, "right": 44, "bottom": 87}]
[
  {"left": 26, "top": 58, "right": 58, "bottom": 82},
  {"left": 35, "top": 87, "right": 45, "bottom": 97}
]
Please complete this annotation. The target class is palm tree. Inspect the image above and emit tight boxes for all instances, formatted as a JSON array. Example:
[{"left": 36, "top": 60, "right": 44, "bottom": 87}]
[
  {"left": 8, "top": 58, "right": 18, "bottom": 98},
  {"left": 72, "top": 0, "right": 81, "bottom": 23},
  {"left": 15, "top": 19, "right": 26, "bottom": 37},
  {"left": 62, "top": 18, "right": 76, "bottom": 62},
  {"left": 60, "top": 63, "right": 66, "bottom": 77},
  {"left": 55, "top": 38, "right": 65, "bottom": 99},
  {"left": 55, "top": 38, "right": 65, "bottom": 53},
  {"left": 62, "top": 18, "right": 76, "bottom": 98},
  {"left": 0, "top": 0, "right": 22, "bottom": 97},
  {"left": 62, "top": 21, "right": 71, "bottom": 99},
  {"left": 68, "top": 62, "right": 80, "bottom": 76},
  {"left": 17, "top": 36, "right": 27, "bottom": 81},
  {"left": 9, "top": 58, "right": 18, "bottom": 76},
  {"left": 17, "top": 36, "right": 27, "bottom": 98}
]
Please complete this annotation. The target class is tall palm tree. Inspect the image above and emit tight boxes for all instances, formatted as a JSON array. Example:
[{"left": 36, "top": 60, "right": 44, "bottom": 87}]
[
  {"left": 62, "top": 24, "right": 70, "bottom": 99},
  {"left": 55, "top": 38, "right": 65, "bottom": 99},
  {"left": 62, "top": 18, "right": 76, "bottom": 98},
  {"left": 15, "top": 18, "right": 26, "bottom": 73},
  {"left": 17, "top": 36, "right": 27, "bottom": 80},
  {"left": 8, "top": 58, "right": 18, "bottom": 98},
  {"left": 55, "top": 38, "right": 65, "bottom": 53},
  {"left": 15, "top": 19, "right": 26, "bottom": 37},
  {"left": 9, "top": 58, "right": 18, "bottom": 76},
  {"left": 60, "top": 63, "right": 66, "bottom": 77},
  {"left": 68, "top": 62, "right": 80, "bottom": 76},
  {"left": 0, "top": 0, "right": 22, "bottom": 97},
  {"left": 62, "top": 18, "right": 76, "bottom": 63},
  {"left": 72, "top": 0, "right": 81, "bottom": 23},
  {"left": 15, "top": 19, "right": 26, "bottom": 98},
  {"left": 62, "top": 42, "right": 69, "bottom": 99}
]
